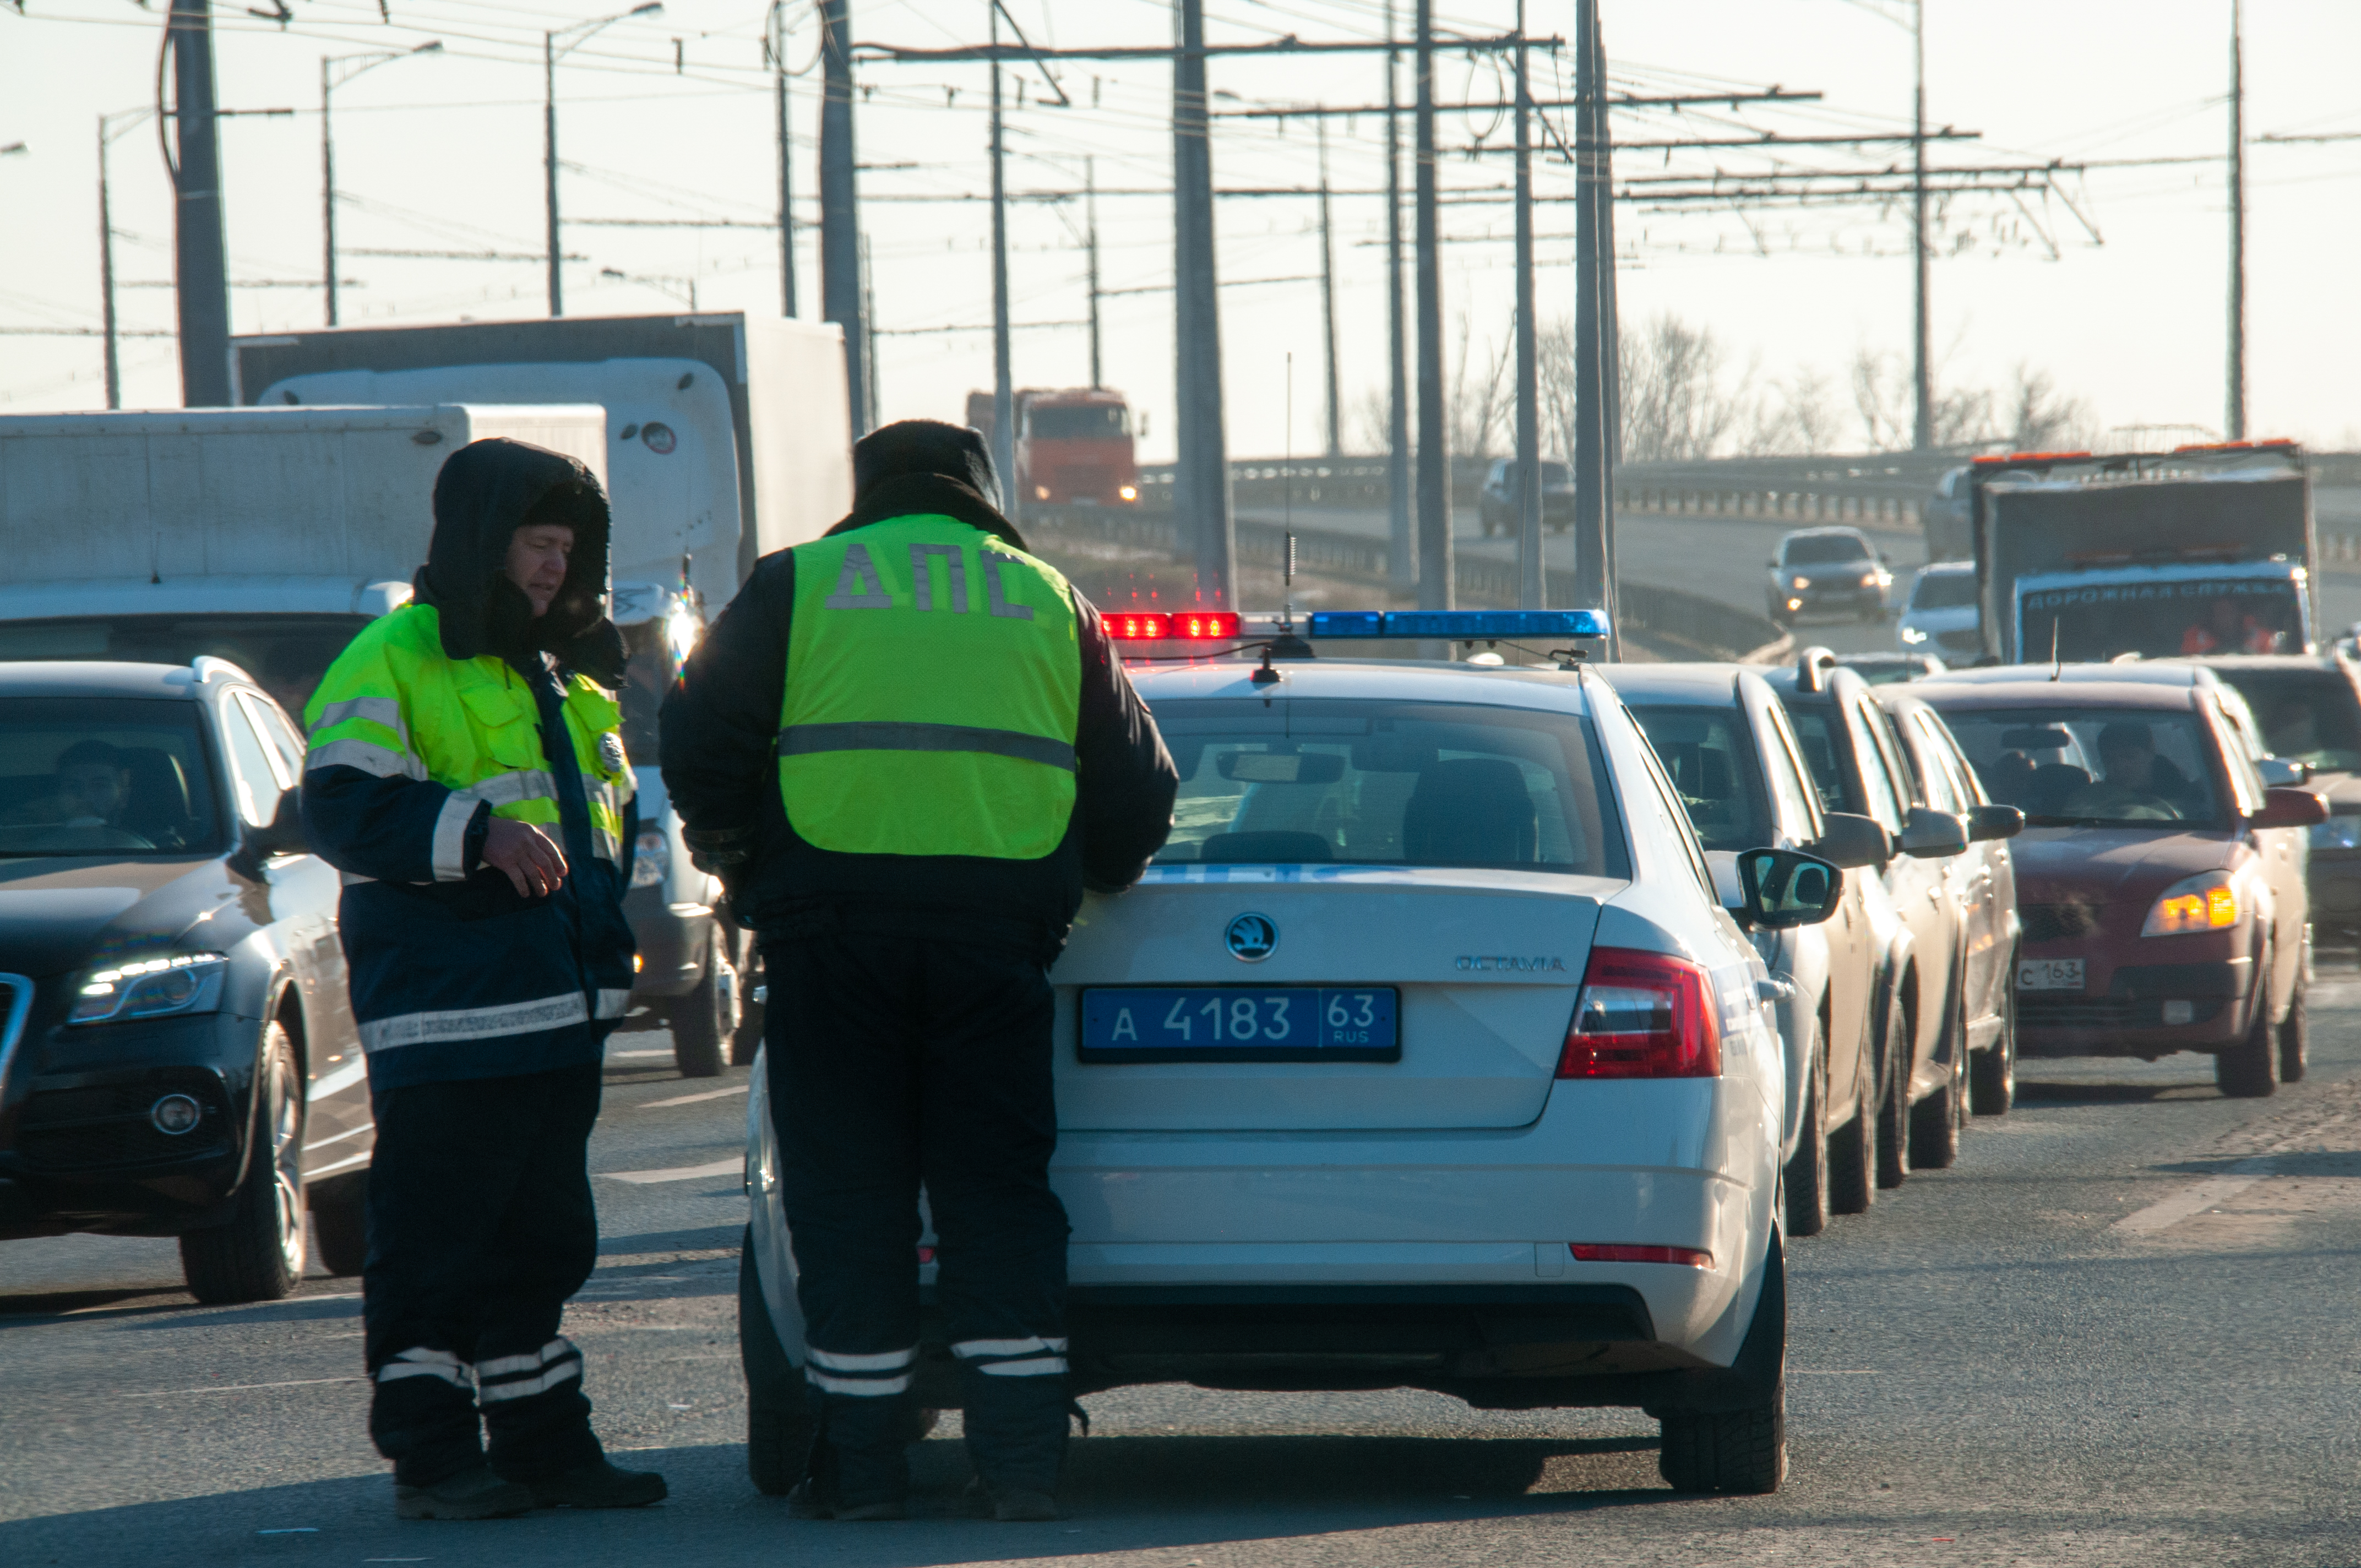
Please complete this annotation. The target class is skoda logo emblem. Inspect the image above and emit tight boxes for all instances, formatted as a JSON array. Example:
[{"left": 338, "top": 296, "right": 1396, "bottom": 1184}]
[{"left": 1225, "top": 912, "right": 1277, "bottom": 963}]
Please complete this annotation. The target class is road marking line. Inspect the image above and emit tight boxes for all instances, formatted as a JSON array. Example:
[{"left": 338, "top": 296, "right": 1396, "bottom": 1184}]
[
  {"left": 2113, "top": 1156, "right": 2276, "bottom": 1234},
  {"left": 640, "top": 1084, "right": 750, "bottom": 1109},
  {"left": 609, "top": 1049, "right": 677, "bottom": 1059},
  {"left": 602, "top": 1156, "right": 741, "bottom": 1185},
  {"left": 126, "top": 1376, "right": 368, "bottom": 1396}
]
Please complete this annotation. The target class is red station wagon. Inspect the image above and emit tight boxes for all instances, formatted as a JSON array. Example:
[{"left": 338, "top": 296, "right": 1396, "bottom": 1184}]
[{"left": 1917, "top": 675, "right": 2324, "bottom": 1097}]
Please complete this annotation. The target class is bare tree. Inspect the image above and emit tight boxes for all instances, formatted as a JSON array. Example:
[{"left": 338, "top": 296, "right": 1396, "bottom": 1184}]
[
  {"left": 1850, "top": 346, "right": 2000, "bottom": 451},
  {"left": 1618, "top": 314, "right": 1747, "bottom": 462},
  {"left": 2004, "top": 363, "right": 2098, "bottom": 451},
  {"left": 1739, "top": 368, "right": 1843, "bottom": 456},
  {"left": 1448, "top": 314, "right": 1511, "bottom": 461},
  {"left": 1347, "top": 386, "right": 1393, "bottom": 456}
]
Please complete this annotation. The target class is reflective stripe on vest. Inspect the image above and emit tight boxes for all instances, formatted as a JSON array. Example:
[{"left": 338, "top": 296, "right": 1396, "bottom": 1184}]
[
  {"left": 779, "top": 516, "right": 1081, "bottom": 859},
  {"left": 307, "top": 604, "right": 636, "bottom": 875}
]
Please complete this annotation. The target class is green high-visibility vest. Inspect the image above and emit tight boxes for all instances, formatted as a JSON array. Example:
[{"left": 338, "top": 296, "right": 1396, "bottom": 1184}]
[{"left": 779, "top": 514, "right": 1081, "bottom": 859}]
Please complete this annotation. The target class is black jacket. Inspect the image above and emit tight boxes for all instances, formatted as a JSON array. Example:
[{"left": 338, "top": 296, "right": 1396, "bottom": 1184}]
[{"left": 659, "top": 473, "right": 1176, "bottom": 937}]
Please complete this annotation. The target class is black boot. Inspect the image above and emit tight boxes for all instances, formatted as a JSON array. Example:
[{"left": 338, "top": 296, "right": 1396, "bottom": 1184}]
[
  {"left": 790, "top": 1392, "right": 912, "bottom": 1519},
  {"left": 515, "top": 1456, "right": 668, "bottom": 1510},
  {"left": 394, "top": 1463, "right": 537, "bottom": 1520},
  {"left": 961, "top": 1371, "right": 1069, "bottom": 1517}
]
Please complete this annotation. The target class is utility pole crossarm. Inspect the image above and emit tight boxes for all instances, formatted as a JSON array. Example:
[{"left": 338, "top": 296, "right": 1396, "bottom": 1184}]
[
  {"left": 853, "top": 31, "right": 1560, "bottom": 63},
  {"left": 1215, "top": 88, "right": 1824, "bottom": 117}
]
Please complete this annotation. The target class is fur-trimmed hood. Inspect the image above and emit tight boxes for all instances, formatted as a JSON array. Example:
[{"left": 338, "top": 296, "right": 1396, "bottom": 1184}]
[{"left": 414, "top": 437, "right": 625, "bottom": 684}]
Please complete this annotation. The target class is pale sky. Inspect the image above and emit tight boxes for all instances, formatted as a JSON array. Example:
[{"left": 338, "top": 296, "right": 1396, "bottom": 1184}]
[{"left": 3, "top": 0, "right": 2357, "bottom": 461}]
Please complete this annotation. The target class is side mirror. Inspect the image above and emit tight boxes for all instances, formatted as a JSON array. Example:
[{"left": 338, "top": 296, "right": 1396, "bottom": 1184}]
[
  {"left": 2251, "top": 787, "right": 2330, "bottom": 830},
  {"left": 2256, "top": 756, "right": 2311, "bottom": 787},
  {"left": 1808, "top": 811, "right": 1891, "bottom": 870},
  {"left": 1898, "top": 804, "right": 1970, "bottom": 859},
  {"left": 227, "top": 786, "right": 308, "bottom": 881},
  {"left": 1968, "top": 803, "right": 2025, "bottom": 842},
  {"left": 1737, "top": 848, "right": 1845, "bottom": 929}
]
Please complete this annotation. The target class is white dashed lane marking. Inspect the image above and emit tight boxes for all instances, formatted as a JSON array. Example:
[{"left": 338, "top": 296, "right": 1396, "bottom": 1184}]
[
  {"left": 602, "top": 1157, "right": 742, "bottom": 1185},
  {"left": 2113, "top": 1157, "right": 2277, "bottom": 1234},
  {"left": 639, "top": 1084, "right": 750, "bottom": 1109}
]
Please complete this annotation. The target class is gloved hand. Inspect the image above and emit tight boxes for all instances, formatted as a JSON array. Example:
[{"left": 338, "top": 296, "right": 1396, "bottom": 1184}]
[{"left": 682, "top": 824, "right": 754, "bottom": 909}]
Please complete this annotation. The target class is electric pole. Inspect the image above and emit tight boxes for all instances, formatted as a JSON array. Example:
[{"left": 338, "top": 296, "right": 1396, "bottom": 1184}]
[
  {"left": 2227, "top": 0, "right": 2246, "bottom": 440},
  {"left": 1385, "top": 0, "right": 1413, "bottom": 591},
  {"left": 989, "top": 3, "right": 1018, "bottom": 519},
  {"left": 325, "top": 42, "right": 439, "bottom": 329},
  {"left": 1174, "top": 0, "right": 1236, "bottom": 609},
  {"left": 1910, "top": 0, "right": 1933, "bottom": 451},
  {"left": 98, "top": 108, "right": 149, "bottom": 410},
  {"left": 1412, "top": 0, "right": 1451, "bottom": 613},
  {"left": 1085, "top": 156, "right": 1103, "bottom": 388},
  {"left": 1513, "top": 0, "right": 1542, "bottom": 607},
  {"left": 772, "top": 1, "right": 797, "bottom": 317},
  {"left": 547, "top": 4, "right": 662, "bottom": 319},
  {"left": 168, "top": 0, "right": 232, "bottom": 407},
  {"left": 1570, "top": 0, "right": 1619, "bottom": 644},
  {"left": 820, "top": 0, "right": 867, "bottom": 434},
  {"left": 1318, "top": 118, "right": 1341, "bottom": 459}
]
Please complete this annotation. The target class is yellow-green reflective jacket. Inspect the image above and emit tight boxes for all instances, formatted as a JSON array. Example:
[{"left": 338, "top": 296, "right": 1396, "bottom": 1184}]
[
  {"left": 779, "top": 515, "right": 1080, "bottom": 859},
  {"left": 307, "top": 603, "right": 635, "bottom": 877}
]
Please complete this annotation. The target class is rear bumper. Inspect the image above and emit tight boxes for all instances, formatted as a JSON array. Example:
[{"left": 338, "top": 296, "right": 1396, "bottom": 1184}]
[{"left": 624, "top": 886, "right": 714, "bottom": 1002}]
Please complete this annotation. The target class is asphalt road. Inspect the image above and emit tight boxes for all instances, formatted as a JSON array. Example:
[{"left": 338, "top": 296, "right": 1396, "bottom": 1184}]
[
  {"left": 10, "top": 981, "right": 2361, "bottom": 1566},
  {"left": 1239, "top": 503, "right": 2361, "bottom": 660}
]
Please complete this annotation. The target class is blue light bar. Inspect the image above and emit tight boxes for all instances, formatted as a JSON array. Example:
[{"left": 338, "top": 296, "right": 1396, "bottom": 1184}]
[{"left": 1305, "top": 608, "right": 1611, "bottom": 640}]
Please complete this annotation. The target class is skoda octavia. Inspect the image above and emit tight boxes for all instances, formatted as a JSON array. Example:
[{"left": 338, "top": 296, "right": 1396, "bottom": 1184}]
[{"left": 743, "top": 622, "right": 1844, "bottom": 1497}]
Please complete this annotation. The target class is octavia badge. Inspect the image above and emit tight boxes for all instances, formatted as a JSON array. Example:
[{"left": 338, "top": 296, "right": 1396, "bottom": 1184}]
[{"left": 1225, "top": 912, "right": 1277, "bottom": 962}]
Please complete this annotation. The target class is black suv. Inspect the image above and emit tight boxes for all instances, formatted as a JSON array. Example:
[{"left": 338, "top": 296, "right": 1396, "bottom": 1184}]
[
  {"left": 1477, "top": 458, "right": 1574, "bottom": 536},
  {"left": 1767, "top": 527, "right": 1893, "bottom": 627},
  {"left": 0, "top": 660, "right": 371, "bottom": 1302}
]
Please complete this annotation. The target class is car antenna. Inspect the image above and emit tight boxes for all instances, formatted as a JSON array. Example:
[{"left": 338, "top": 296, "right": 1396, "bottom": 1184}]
[{"left": 2050, "top": 618, "right": 2062, "bottom": 682}]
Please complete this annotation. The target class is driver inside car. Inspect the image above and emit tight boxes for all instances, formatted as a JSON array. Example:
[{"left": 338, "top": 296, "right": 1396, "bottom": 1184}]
[
  {"left": 8, "top": 739, "right": 135, "bottom": 829},
  {"left": 2065, "top": 721, "right": 2194, "bottom": 818}
]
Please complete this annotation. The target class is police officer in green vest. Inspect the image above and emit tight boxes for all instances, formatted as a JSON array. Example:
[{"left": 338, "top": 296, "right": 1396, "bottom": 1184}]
[
  {"left": 304, "top": 438, "right": 663, "bottom": 1520},
  {"left": 661, "top": 420, "right": 1176, "bottom": 1521}
]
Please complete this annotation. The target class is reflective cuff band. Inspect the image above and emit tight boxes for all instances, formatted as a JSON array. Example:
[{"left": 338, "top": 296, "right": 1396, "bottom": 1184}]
[
  {"left": 307, "top": 737, "right": 428, "bottom": 782},
  {"left": 977, "top": 1357, "right": 1068, "bottom": 1378},
  {"left": 477, "top": 1358, "right": 582, "bottom": 1403},
  {"left": 951, "top": 1337, "right": 1068, "bottom": 1360},
  {"left": 476, "top": 1337, "right": 582, "bottom": 1403},
  {"left": 809, "top": 1346, "right": 918, "bottom": 1373},
  {"left": 776, "top": 721, "right": 1076, "bottom": 773},
  {"left": 378, "top": 1346, "right": 470, "bottom": 1389},
  {"left": 360, "top": 990, "right": 592, "bottom": 1053},
  {"left": 806, "top": 1369, "right": 913, "bottom": 1397},
  {"left": 596, "top": 989, "right": 632, "bottom": 1020},
  {"left": 432, "top": 791, "right": 482, "bottom": 883}
]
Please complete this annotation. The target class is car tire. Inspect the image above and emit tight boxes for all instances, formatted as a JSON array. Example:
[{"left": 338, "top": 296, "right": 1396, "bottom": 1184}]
[
  {"left": 2215, "top": 990, "right": 2280, "bottom": 1099},
  {"left": 740, "top": 1224, "right": 817, "bottom": 1498},
  {"left": 1782, "top": 1016, "right": 1830, "bottom": 1238},
  {"left": 729, "top": 942, "right": 766, "bottom": 1069},
  {"left": 670, "top": 943, "right": 737, "bottom": 1080},
  {"left": 1826, "top": 1016, "right": 1875, "bottom": 1216},
  {"left": 1658, "top": 1234, "right": 1786, "bottom": 1495},
  {"left": 1907, "top": 986, "right": 1967, "bottom": 1171},
  {"left": 310, "top": 1172, "right": 368, "bottom": 1278},
  {"left": 1971, "top": 961, "right": 2017, "bottom": 1116},
  {"left": 180, "top": 1022, "right": 307, "bottom": 1304},
  {"left": 1875, "top": 982, "right": 1911, "bottom": 1190},
  {"left": 2278, "top": 977, "right": 2309, "bottom": 1084}
]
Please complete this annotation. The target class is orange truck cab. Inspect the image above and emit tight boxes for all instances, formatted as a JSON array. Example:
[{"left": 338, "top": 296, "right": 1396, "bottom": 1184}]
[{"left": 965, "top": 387, "right": 1140, "bottom": 508}]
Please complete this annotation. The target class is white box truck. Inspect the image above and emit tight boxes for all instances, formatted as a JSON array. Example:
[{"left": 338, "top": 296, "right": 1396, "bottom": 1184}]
[{"left": 0, "top": 402, "right": 744, "bottom": 1078}]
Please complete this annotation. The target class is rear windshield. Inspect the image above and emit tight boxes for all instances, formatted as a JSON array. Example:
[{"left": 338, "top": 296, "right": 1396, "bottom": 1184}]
[
  {"left": 1149, "top": 698, "right": 1627, "bottom": 877},
  {"left": 2206, "top": 667, "right": 2361, "bottom": 773},
  {"left": 1783, "top": 535, "right": 1870, "bottom": 565},
  {"left": 1911, "top": 572, "right": 1977, "bottom": 610},
  {"left": 0, "top": 696, "right": 224, "bottom": 856},
  {"left": 2019, "top": 579, "right": 2303, "bottom": 662},
  {"left": 1626, "top": 705, "right": 1770, "bottom": 852},
  {"left": 1938, "top": 705, "right": 2226, "bottom": 829},
  {"left": 0, "top": 614, "right": 369, "bottom": 726}
]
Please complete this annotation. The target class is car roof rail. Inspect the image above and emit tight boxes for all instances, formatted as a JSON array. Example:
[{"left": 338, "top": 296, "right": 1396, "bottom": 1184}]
[
  {"left": 1794, "top": 645, "right": 1839, "bottom": 693},
  {"left": 191, "top": 655, "right": 255, "bottom": 687}
]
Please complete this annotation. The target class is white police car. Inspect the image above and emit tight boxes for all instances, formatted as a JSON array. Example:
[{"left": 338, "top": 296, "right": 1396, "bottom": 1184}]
[{"left": 741, "top": 611, "right": 1842, "bottom": 1496}]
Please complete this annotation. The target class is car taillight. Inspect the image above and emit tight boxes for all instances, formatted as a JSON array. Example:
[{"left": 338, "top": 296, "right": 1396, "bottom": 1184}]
[
  {"left": 1105, "top": 610, "right": 1241, "bottom": 640},
  {"left": 1557, "top": 946, "right": 1721, "bottom": 1079},
  {"left": 1570, "top": 1244, "right": 1713, "bottom": 1267}
]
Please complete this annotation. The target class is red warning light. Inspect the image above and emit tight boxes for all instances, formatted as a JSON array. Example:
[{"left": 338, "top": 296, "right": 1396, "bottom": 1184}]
[{"left": 1105, "top": 611, "right": 1239, "bottom": 640}]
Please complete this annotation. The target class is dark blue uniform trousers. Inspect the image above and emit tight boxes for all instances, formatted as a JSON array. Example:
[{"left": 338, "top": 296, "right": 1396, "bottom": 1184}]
[
  {"left": 765, "top": 910, "right": 1073, "bottom": 1507},
  {"left": 362, "top": 1064, "right": 607, "bottom": 1487}
]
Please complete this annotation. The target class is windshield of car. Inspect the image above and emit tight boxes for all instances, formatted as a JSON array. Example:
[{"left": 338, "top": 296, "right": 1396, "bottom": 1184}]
[
  {"left": 1626, "top": 705, "right": 1771, "bottom": 852},
  {"left": 1026, "top": 403, "right": 1129, "bottom": 439},
  {"left": 1149, "top": 698, "right": 1627, "bottom": 877},
  {"left": 0, "top": 697, "right": 225, "bottom": 856},
  {"left": 1782, "top": 535, "right": 1871, "bottom": 565},
  {"left": 2017, "top": 579, "right": 2304, "bottom": 662},
  {"left": 2207, "top": 667, "right": 2361, "bottom": 774},
  {"left": 1911, "top": 572, "right": 1977, "bottom": 610},
  {"left": 1937, "top": 706, "right": 2226, "bottom": 829},
  {"left": 0, "top": 614, "right": 370, "bottom": 726}
]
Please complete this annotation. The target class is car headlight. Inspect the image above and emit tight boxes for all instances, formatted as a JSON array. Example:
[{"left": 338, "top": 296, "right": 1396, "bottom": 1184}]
[
  {"left": 1118, "top": 484, "right": 1139, "bottom": 502},
  {"left": 632, "top": 826, "right": 671, "bottom": 889},
  {"left": 2142, "top": 872, "right": 2239, "bottom": 937},
  {"left": 69, "top": 952, "right": 229, "bottom": 1026},
  {"left": 1789, "top": 574, "right": 1809, "bottom": 590},
  {"left": 1858, "top": 571, "right": 1881, "bottom": 588},
  {"left": 2311, "top": 814, "right": 2361, "bottom": 850},
  {"left": 1900, "top": 624, "right": 1927, "bottom": 644}
]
